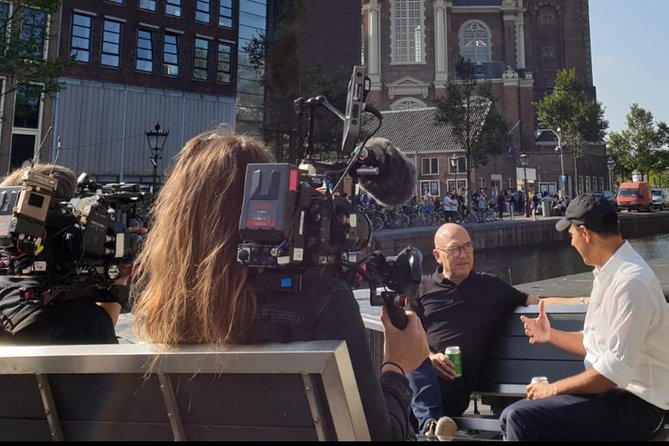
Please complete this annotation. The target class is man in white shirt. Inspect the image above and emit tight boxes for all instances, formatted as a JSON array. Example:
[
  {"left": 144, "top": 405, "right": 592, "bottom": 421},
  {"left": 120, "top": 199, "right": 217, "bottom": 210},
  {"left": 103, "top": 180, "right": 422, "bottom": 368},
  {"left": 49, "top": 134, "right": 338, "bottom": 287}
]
[{"left": 500, "top": 193, "right": 669, "bottom": 441}]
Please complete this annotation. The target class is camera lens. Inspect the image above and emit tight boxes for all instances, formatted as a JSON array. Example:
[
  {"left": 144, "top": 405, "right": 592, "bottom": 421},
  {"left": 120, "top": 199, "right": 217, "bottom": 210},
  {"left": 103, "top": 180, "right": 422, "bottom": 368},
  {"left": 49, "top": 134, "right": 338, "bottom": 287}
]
[{"left": 348, "top": 211, "right": 371, "bottom": 251}]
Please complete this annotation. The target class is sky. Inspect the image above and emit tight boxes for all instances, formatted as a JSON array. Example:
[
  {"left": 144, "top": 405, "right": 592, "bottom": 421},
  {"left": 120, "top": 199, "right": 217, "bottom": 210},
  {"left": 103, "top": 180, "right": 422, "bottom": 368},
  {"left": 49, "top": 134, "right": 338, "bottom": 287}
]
[{"left": 589, "top": 0, "right": 669, "bottom": 135}]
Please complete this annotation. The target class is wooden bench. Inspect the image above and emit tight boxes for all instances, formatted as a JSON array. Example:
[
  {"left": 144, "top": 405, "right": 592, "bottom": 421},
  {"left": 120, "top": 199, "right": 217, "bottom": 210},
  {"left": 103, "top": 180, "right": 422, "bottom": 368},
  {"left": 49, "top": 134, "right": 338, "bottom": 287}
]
[{"left": 0, "top": 341, "right": 372, "bottom": 441}]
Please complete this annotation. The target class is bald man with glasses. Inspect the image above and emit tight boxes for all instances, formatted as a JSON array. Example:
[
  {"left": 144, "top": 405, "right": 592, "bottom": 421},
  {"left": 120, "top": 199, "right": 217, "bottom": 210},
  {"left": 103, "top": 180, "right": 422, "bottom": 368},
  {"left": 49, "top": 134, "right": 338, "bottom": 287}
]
[{"left": 407, "top": 223, "right": 571, "bottom": 437}]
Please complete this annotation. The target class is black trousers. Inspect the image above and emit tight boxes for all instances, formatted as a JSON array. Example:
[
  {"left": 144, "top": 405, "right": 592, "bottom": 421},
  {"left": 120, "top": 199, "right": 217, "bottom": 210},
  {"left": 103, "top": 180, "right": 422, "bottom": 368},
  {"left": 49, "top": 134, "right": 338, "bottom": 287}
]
[{"left": 500, "top": 388, "right": 666, "bottom": 441}]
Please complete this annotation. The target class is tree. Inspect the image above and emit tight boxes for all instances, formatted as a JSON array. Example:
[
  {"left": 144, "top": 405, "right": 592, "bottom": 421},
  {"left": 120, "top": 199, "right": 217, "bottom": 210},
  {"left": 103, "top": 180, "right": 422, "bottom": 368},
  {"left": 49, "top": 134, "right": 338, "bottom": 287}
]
[
  {"left": 244, "top": 0, "right": 350, "bottom": 163},
  {"left": 0, "top": 1, "right": 70, "bottom": 103},
  {"left": 607, "top": 104, "right": 667, "bottom": 182},
  {"left": 535, "top": 69, "right": 608, "bottom": 189},
  {"left": 435, "top": 56, "right": 510, "bottom": 208}
]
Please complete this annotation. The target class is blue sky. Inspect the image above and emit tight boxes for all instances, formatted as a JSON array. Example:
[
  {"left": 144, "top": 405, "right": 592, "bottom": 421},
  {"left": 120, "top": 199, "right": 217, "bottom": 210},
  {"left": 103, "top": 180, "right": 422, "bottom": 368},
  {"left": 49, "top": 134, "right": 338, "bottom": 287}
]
[{"left": 589, "top": 0, "right": 668, "bottom": 135}]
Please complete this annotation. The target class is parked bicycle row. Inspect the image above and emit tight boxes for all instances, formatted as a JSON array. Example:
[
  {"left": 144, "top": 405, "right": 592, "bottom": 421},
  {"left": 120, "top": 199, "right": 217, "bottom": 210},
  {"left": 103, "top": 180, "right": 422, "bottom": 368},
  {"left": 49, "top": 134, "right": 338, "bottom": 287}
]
[{"left": 359, "top": 201, "right": 501, "bottom": 231}]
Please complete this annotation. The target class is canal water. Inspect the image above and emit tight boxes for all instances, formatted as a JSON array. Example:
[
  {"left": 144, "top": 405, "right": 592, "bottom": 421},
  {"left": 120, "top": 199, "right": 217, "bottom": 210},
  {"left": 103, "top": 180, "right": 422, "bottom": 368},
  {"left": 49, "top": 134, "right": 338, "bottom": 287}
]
[{"left": 421, "top": 233, "right": 669, "bottom": 285}]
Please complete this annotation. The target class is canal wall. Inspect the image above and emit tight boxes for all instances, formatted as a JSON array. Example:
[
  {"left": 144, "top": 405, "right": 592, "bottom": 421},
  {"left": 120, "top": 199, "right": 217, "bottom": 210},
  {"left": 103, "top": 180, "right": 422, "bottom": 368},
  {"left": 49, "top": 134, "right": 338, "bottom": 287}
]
[{"left": 369, "top": 212, "right": 669, "bottom": 256}]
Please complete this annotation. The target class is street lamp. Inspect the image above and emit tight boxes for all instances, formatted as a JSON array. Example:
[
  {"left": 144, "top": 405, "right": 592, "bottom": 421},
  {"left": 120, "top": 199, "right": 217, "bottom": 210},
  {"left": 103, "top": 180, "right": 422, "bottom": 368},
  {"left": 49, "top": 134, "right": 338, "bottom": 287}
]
[
  {"left": 520, "top": 152, "right": 529, "bottom": 216},
  {"left": 607, "top": 156, "right": 615, "bottom": 192},
  {"left": 537, "top": 127, "right": 565, "bottom": 198},
  {"left": 145, "top": 122, "right": 169, "bottom": 198}
]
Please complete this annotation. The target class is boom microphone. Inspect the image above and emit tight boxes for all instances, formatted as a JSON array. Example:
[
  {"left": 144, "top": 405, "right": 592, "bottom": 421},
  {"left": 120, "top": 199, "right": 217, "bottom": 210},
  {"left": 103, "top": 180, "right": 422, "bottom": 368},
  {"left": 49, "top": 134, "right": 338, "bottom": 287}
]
[{"left": 355, "top": 137, "right": 417, "bottom": 207}]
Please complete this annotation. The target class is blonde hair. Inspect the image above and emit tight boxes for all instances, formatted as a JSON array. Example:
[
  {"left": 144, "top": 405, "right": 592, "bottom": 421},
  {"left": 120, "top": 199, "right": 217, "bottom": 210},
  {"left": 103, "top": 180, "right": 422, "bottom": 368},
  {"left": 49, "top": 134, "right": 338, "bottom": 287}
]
[
  {"left": 1, "top": 163, "right": 77, "bottom": 201},
  {"left": 131, "top": 129, "right": 275, "bottom": 345}
]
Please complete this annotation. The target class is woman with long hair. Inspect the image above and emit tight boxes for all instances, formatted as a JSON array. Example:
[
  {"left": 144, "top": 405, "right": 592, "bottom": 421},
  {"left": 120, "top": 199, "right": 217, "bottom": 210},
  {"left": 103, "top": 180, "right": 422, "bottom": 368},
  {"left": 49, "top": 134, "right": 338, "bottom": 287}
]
[{"left": 132, "top": 127, "right": 428, "bottom": 440}]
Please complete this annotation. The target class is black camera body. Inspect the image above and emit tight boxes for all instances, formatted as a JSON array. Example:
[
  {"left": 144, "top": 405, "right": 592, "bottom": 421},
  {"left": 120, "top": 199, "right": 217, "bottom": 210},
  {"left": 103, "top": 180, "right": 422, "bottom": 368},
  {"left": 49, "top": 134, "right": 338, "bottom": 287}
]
[
  {"left": 0, "top": 170, "right": 148, "bottom": 304},
  {"left": 237, "top": 66, "right": 423, "bottom": 319},
  {"left": 238, "top": 163, "right": 371, "bottom": 272}
]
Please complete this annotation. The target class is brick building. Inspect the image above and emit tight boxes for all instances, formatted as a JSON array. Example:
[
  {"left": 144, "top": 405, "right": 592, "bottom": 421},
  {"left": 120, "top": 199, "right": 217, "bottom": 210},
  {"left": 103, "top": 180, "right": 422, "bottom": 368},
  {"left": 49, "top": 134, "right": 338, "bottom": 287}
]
[
  {"left": 0, "top": 0, "right": 268, "bottom": 185},
  {"left": 362, "top": 0, "right": 608, "bottom": 199}
]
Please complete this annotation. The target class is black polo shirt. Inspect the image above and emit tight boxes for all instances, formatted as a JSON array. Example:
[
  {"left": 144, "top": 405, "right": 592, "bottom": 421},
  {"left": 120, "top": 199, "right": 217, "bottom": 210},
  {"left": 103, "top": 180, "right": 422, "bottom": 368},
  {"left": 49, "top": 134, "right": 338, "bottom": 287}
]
[{"left": 409, "top": 267, "right": 528, "bottom": 385}]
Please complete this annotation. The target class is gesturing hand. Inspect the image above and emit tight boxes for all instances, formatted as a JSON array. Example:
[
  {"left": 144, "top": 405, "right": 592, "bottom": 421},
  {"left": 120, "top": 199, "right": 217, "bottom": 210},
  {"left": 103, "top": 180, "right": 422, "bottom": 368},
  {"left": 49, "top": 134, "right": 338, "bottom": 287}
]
[{"left": 519, "top": 299, "right": 551, "bottom": 344}]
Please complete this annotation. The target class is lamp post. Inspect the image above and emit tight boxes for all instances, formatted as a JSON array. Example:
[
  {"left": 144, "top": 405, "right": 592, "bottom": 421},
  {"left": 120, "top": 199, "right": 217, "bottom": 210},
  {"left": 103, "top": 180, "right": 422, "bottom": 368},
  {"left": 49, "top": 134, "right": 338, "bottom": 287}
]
[
  {"left": 145, "top": 122, "right": 169, "bottom": 198},
  {"left": 520, "top": 152, "right": 528, "bottom": 217},
  {"left": 607, "top": 156, "right": 615, "bottom": 192},
  {"left": 537, "top": 127, "right": 564, "bottom": 198}
]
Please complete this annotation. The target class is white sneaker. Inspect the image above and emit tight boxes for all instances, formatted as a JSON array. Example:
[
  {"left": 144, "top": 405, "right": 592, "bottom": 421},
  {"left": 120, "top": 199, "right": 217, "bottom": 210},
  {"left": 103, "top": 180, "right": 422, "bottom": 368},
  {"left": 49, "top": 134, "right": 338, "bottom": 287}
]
[{"left": 435, "top": 416, "right": 458, "bottom": 440}]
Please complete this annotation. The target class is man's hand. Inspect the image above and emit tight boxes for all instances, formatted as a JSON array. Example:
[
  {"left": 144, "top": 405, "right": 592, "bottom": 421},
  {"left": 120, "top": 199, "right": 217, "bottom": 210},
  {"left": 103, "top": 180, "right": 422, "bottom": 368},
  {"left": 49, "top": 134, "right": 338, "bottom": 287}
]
[
  {"left": 526, "top": 381, "right": 556, "bottom": 400},
  {"left": 520, "top": 299, "right": 551, "bottom": 344},
  {"left": 429, "top": 352, "right": 458, "bottom": 380}
]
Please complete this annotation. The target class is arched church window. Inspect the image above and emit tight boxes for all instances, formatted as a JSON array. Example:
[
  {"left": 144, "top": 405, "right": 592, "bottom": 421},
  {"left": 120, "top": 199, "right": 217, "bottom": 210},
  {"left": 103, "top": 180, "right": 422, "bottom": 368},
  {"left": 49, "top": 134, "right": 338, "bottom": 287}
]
[{"left": 460, "top": 20, "right": 491, "bottom": 63}]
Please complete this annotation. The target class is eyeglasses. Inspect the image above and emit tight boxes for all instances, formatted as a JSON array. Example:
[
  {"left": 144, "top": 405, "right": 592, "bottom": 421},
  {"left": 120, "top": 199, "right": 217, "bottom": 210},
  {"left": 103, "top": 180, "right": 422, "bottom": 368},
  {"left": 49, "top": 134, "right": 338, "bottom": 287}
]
[{"left": 435, "top": 242, "right": 474, "bottom": 257}]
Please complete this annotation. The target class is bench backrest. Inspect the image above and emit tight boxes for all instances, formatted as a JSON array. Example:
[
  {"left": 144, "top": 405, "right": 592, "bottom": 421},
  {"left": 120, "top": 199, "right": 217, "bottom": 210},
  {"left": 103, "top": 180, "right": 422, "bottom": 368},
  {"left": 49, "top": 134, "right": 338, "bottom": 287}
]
[
  {"left": 477, "top": 305, "right": 586, "bottom": 395},
  {"left": 0, "top": 341, "right": 370, "bottom": 441}
]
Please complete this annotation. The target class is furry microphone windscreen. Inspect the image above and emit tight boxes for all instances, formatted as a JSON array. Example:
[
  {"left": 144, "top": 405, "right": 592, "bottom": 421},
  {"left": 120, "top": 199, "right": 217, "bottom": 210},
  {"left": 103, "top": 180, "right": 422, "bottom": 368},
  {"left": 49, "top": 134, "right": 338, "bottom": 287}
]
[{"left": 358, "top": 138, "right": 417, "bottom": 207}]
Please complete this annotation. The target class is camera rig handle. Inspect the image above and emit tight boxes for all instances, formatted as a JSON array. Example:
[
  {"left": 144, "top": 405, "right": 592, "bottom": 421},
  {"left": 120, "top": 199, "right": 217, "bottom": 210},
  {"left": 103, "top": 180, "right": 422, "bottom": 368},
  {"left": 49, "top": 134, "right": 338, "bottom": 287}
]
[{"left": 380, "top": 291, "right": 409, "bottom": 330}]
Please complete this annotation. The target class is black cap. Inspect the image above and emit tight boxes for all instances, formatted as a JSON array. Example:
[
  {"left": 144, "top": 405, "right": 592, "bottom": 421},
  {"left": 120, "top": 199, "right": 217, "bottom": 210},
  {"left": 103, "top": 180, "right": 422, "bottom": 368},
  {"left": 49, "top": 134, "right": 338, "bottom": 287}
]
[{"left": 555, "top": 193, "right": 618, "bottom": 232}]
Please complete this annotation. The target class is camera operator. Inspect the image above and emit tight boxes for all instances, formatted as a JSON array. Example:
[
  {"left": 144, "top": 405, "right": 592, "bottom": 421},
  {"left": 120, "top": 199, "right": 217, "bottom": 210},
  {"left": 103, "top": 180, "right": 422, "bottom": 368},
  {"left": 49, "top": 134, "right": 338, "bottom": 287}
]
[
  {"left": 131, "top": 128, "right": 430, "bottom": 441},
  {"left": 0, "top": 163, "right": 124, "bottom": 345}
]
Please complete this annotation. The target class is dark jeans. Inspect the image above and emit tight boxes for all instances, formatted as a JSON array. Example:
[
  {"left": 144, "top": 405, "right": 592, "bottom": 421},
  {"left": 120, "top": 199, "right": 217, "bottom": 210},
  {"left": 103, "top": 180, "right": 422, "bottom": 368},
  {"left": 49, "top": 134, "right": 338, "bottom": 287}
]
[
  {"left": 407, "top": 359, "right": 470, "bottom": 433},
  {"left": 500, "top": 388, "right": 666, "bottom": 441}
]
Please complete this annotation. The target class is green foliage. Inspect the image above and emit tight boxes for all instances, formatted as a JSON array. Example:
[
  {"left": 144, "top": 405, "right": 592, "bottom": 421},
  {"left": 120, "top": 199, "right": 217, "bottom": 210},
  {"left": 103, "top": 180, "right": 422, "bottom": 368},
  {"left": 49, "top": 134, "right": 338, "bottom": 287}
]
[
  {"left": 0, "top": 0, "right": 70, "bottom": 101},
  {"left": 435, "top": 56, "right": 510, "bottom": 201},
  {"left": 607, "top": 104, "right": 667, "bottom": 179},
  {"left": 535, "top": 68, "right": 608, "bottom": 158}
]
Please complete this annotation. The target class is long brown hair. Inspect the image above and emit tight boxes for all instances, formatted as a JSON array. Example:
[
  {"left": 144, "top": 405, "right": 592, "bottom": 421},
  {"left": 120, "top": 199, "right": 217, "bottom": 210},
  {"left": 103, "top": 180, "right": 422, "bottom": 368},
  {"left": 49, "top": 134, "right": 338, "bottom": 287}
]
[{"left": 132, "top": 128, "right": 275, "bottom": 345}]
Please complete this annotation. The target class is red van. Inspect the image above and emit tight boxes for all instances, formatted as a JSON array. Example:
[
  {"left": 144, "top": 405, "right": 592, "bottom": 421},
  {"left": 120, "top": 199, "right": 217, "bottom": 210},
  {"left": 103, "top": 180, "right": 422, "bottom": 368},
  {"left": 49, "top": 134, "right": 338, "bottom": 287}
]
[{"left": 616, "top": 181, "right": 652, "bottom": 212}]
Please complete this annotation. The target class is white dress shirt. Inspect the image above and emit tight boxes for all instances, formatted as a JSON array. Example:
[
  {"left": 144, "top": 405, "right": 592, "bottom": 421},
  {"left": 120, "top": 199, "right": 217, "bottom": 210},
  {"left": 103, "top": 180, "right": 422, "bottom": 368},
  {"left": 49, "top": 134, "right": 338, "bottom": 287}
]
[{"left": 584, "top": 241, "right": 669, "bottom": 410}]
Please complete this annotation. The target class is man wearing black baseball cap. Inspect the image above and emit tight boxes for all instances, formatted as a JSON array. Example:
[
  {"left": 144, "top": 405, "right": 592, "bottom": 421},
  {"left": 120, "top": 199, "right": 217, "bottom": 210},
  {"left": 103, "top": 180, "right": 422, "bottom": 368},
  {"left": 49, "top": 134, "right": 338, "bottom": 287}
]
[{"left": 500, "top": 193, "right": 669, "bottom": 441}]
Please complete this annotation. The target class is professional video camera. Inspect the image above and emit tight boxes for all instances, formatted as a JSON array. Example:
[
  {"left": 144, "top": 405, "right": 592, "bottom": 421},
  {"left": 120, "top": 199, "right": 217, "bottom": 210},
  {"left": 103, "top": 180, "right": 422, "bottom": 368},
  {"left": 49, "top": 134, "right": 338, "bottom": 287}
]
[
  {"left": 237, "top": 66, "right": 421, "bottom": 328},
  {"left": 0, "top": 168, "right": 149, "bottom": 305}
]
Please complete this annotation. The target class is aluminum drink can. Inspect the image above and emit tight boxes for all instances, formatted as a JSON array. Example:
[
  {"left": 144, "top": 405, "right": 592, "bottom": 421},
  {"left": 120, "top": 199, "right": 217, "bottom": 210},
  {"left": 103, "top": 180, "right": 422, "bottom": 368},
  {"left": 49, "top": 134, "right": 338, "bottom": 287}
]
[
  {"left": 445, "top": 346, "right": 462, "bottom": 377},
  {"left": 531, "top": 376, "right": 549, "bottom": 384}
]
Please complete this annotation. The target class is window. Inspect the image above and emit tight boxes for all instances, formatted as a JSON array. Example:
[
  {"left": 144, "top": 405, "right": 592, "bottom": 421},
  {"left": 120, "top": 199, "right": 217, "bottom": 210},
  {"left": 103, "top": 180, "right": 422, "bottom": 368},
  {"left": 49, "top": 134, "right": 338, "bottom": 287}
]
[
  {"left": 105, "top": 0, "right": 123, "bottom": 4},
  {"left": 508, "top": 178, "right": 515, "bottom": 190},
  {"left": 163, "top": 32, "right": 179, "bottom": 76},
  {"left": 70, "top": 13, "right": 92, "bottom": 62},
  {"left": 13, "top": 84, "right": 41, "bottom": 129},
  {"left": 585, "top": 176, "right": 591, "bottom": 193},
  {"left": 196, "top": 0, "right": 210, "bottom": 23},
  {"left": 599, "top": 177, "right": 604, "bottom": 191},
  {"left": 139, "top": 0, "right": 156, "bottom": 12},
  {"left": 216, "top": 42, "right": 231, "bottom": 82},
  {"left": 193, "top": 37, "right": 209, "bottom": 80},
  {"left": 136, "top": 28, "right": 153, "bottom": 72},
  {"left": 165, "top": 0, "right": 181, "bottom": 17},
  {"left": 420, "top": 180, "right": 440, "bottom": 197},
  {"left": 219, "top": 0, "right": 233, "bottom": 28},
  {"left": 578, "top": 175, "right": 583, "bottom": 194},
  {"left": 391, "top": 98, "right": 426, "bottom": 110},
  {"left": 460, "top": 21, "right": 491, "bottom": 63},
  {"left": 0, "top": 2, "right": 9, "bottom": 39},
  {"left": 20, "top": 8, "right": 47, "bottom": 59},
  {"left": 421, "top": 158, "right": 438, "bottom": 175},
  {"left": 391, "top": 0, "right": 424, "bottom": 64},
  {"left": 101, "top": 19, "right": 121, "bottom": 67},
  {"left": 541, "top": 46, "right": 556, "bottom": 59},
  {"left": 478, "top": 177, "right": 487, "bottom": 188}
]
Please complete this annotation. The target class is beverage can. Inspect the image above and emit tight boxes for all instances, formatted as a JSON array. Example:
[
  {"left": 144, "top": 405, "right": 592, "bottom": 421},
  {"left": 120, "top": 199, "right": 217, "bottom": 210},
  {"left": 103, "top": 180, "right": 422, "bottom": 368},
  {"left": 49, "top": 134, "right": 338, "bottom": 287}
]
[
  {"left": 531, "top": 376, "right": 549, "bottom": 384},
  {"left": 445, "top": 346, "right": 462, "bottom": 377}
]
